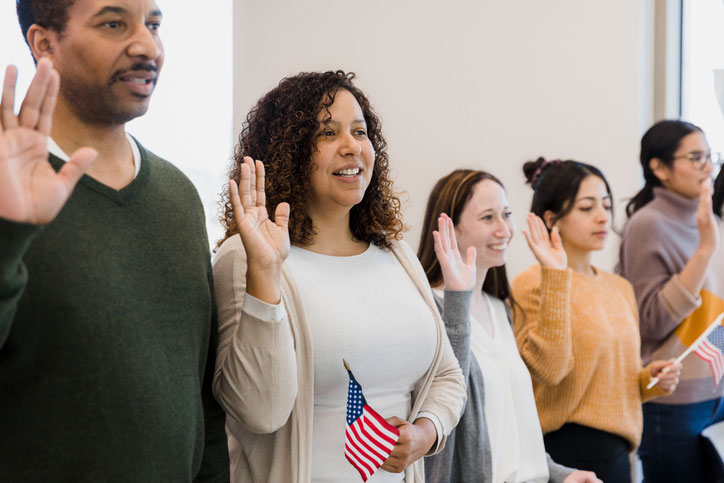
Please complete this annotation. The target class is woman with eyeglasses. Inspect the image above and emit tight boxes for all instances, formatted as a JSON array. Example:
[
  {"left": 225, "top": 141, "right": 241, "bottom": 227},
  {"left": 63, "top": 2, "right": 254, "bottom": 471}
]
[{"left": 619, "top": 120, "right": 724, "bottom": 483}]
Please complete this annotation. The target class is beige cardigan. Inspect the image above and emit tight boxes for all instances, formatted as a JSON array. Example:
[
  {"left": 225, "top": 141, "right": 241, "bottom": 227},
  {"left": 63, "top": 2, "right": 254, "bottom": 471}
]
[{"left": 212, "top": 235, "right": 466, "bottom": 482}]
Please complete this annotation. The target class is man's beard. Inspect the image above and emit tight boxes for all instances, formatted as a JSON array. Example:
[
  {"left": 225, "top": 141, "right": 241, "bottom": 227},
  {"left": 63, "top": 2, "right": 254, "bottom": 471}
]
[{"left": 58, "top": 72, "right": 154, "bottom": 126}]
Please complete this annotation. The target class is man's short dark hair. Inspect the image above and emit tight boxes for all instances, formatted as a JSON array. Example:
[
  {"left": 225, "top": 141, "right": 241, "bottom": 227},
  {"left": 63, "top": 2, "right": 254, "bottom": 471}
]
[{"left": 17, "top": 0, "right": 76, "bottom": 45}]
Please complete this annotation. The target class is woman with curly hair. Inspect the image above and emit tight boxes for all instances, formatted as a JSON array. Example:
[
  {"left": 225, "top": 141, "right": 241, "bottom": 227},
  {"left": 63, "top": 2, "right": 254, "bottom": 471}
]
[{"left": 212, "top": 71, "right": 466, "bottom": 483}]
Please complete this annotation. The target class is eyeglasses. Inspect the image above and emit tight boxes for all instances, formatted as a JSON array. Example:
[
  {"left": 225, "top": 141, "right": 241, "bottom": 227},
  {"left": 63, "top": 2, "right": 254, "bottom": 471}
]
[{"left": 672, "top": 151, "right": 723, "bottom": 170}]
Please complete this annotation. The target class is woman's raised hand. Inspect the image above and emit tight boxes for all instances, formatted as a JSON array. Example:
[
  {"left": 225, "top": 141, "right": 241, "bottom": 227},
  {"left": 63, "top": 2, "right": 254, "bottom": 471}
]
[
  {"left": 522, "top": 213, "right": 567, "bottom": 270},
  {"left": 0, "top": 59, "right": 97, "bottom": 224},
  {"left": 697, "top": 177, "right": 720, "bottom": 256},
  {"left": 229, "top": 156, "right": 290, "bottom": 304},
  {"left": 433, "top": 213, "right": 476, "bottom": 292}
]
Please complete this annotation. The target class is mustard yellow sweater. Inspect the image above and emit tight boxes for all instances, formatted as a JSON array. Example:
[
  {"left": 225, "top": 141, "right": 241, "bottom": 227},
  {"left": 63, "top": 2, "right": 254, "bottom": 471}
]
[{"left": 511, "top": 265, "right": 667, "bottom": 449}]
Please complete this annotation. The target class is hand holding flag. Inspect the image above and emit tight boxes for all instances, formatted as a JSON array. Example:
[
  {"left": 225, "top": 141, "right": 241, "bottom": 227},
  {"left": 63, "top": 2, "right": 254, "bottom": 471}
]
[
  {"left": 344, "top": 360, "right": 401, "bottom": 482},
  {"left": 647, "top": 312, "right": 724, "bottom": 389}
]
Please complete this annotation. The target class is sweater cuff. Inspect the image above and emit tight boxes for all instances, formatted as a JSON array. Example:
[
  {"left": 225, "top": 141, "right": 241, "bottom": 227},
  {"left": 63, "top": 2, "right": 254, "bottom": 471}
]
[
  {"left": 442, "top": 289, "right": 472, "bottom": 331},
  {"left": 415, "top": 411, "right": 443, "bottom": 455},
  {"left": 540, "top": 266, "right": 572, "bottom": 290},
  {"left": 242, "top": 292, "right": 286, "bottom": 323},
  {"left": 0, "top": 218, "right": 42, "bottom": 278},
  {"left": 659, "top": 274, "right": 701, "bottom": 322}
]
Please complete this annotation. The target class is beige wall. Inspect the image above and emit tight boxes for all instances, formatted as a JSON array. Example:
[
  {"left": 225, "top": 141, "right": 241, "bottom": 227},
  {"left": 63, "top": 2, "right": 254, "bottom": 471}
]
[{"left": 233, "top": 0, "right": 655, "bottom": 277}]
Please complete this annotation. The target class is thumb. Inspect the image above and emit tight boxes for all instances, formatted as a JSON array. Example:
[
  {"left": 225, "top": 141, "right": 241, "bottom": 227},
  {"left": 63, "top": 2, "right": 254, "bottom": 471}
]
[
  {"left": 385, "top": 416, "right": 407, "bottom": 428},
  {"left": 58, "top": 147, "right": 97, "bottom": 190},
  {"left": 274, "top": 202, "right": 290, "bottom": 231}
]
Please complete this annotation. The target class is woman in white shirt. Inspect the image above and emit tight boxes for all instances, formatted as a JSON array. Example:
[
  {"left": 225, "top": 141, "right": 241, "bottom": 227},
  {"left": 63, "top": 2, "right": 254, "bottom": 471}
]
[
  {"left": 212, "top": 71, "right": 466, "bottom": 483},
  {"left": 418, "top": 169, "right": 600, "bottom": 483}
]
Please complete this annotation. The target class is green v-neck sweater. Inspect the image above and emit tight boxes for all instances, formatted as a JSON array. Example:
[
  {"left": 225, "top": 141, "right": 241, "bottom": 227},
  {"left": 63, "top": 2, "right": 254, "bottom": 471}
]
[{"left": 0, "top": 144, "right": 229, "bottom": 482}]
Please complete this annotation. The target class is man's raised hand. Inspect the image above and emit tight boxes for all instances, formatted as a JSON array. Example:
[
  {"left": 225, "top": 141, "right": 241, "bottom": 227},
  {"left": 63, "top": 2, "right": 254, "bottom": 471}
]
[{"left": 0, "top": 59, "right": 97, "bottom": 225}]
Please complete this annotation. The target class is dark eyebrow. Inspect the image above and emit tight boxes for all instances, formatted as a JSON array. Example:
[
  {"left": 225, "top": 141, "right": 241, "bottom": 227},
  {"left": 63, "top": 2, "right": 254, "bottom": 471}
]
[
  {"left": 322, "top": 119, "right": 367, "bottom": 125},
  {"left": 575, "top": 195, "right": 611, "bottom": 202},
  {"left": 93, "top": 6, "right": 163, "bottom": 18},
  {"left": 94, "top": 6, "right": 127, "bottom": 17}
]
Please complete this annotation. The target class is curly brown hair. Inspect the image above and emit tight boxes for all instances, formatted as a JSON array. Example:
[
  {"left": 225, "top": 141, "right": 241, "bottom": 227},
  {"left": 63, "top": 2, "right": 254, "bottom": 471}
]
[{"left": 218, "top": 70, "right": 404, "bottom": 249}]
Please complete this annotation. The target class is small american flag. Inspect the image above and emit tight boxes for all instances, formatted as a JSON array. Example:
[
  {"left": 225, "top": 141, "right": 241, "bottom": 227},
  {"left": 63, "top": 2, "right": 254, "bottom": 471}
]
[
  {"left": 695, "top": 323, "right": 724, "bottom": 385},
  {"left": 343, "top": 360, "right": 400, "bottom": 482}
]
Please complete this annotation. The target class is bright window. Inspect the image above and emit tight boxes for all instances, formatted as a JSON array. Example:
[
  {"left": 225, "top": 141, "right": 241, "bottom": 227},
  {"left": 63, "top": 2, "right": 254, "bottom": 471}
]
[{"left": 682, "top": 0, "right": 724, "bottom": 174}]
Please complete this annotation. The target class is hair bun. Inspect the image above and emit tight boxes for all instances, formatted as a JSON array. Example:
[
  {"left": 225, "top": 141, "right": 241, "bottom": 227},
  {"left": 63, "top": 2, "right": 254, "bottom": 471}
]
[{"left": 523, "top": 156, "right": 547, "bottom": 185}]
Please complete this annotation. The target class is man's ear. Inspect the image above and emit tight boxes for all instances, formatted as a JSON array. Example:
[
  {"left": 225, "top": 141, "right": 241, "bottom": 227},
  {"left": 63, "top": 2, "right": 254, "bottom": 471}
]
[
  {"left": 649, "top": 157, "right": 670, "bottom": 184},
  {"left": 27, "top": 24, "right": 57, "bottom": 63},
  {"left": 543, "top": 210, "right": 556, "bottom": 230}
]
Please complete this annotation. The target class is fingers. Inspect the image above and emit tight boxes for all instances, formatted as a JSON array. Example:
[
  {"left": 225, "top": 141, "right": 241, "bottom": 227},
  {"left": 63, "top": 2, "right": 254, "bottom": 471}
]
[
  {"left": 550, "top": 226, "right": 562, "bottom": 250},
  {"left": 18, "top": 58, "right": 53, "bottom": 129},
  {"left": 57, "top": 147, "right": 98, "bottom": 191},
  {"left": 255, "top": 160, "right": 266, "bottom": 207},
  {"left": 445, "top": 214, "right": 459, "bottom": 250},
  {"left": 37, "top": 70, "right": 59, "bottom": 135},
  {"left": 239, "top": 162, "right": 253, "bottom": 210},
  {"left": 439, "top": 215, "right": 452, "bottom": 253},
  {"left": 228, "top": 179, "right": 245, "bottom": 228},
  {"left": 243, "top": 156, "right": 257, "bottom": 206},
  {"left": 521, "top": 228, "right": 534, "bottom": 251},
  {"left": 1, "top": 64, "right": 19, "bottom": 132},
  {"left": 465, "top": 246, "right": 476, "bottom": 269},
  {"left": 274, "top": 202, "right": 290, "bottom": 232},
  {"left": 432, "top": 230, "right": 442, "bottom": 256}
]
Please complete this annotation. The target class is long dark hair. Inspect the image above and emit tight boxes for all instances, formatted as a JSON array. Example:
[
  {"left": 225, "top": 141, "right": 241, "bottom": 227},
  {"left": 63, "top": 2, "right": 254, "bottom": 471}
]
[
  {"left": 714, "top": 167, "right": 724, "bottom": 217},
  {"left": 523, "top": 157, "right": 613, "bottom": 226},
  {"left": 626, "top": 120, "right": 703, "bottom": 217},
  {"left": 417, "top": 169, "right": 514, "bottom": 302}
]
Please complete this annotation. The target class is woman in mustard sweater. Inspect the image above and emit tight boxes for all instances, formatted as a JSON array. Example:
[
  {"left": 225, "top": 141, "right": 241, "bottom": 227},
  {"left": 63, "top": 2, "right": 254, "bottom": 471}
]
[{"left": 511, "top": 158, "right": 681, "bottom": 482}]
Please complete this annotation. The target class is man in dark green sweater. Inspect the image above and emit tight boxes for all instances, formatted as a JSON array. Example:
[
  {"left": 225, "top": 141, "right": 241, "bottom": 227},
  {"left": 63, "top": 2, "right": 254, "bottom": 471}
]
[{"left": 0, "top": 0, "right": 229, "bottom": 480}]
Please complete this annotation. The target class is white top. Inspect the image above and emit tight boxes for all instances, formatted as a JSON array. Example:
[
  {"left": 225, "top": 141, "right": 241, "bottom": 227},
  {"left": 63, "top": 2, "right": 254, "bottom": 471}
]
[
  {"left": 285, "top": 243, "right": 438, "bottom": 483},
  {"left": 470, "top": 294, "right": 549, "bottom": 483},
  {"left": 47, "top": 133, "right": 141, "bottom": 177}
]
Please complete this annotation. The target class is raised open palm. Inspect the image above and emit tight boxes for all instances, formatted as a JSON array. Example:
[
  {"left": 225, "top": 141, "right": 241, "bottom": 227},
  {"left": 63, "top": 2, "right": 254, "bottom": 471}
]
[
  {"left": 433, "top": 213, "right": 476, "bottom": 292},
  {"left": 521, "top": 213, "right": 567, "bottom": 270},
  {"left": 229, "top": 157, "right": 290, "bottom": 303},
  {"left": 0, "top": 59, "right": 97, "bottom": 224},
  {"left": 697, "top": 178, "right": 720, "bottom": 255}
]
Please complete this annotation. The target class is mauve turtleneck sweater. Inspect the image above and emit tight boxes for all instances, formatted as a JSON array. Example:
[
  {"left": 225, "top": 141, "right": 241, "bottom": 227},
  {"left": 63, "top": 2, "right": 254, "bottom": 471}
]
[{"left": 620, "top": 187, "right": 724, "bottom": 404}]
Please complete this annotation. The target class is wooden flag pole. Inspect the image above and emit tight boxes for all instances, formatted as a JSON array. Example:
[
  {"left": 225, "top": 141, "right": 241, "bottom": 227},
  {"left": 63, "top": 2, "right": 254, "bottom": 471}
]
[{"left": 647, "top": 312, "right": 724, "bottom": 390}]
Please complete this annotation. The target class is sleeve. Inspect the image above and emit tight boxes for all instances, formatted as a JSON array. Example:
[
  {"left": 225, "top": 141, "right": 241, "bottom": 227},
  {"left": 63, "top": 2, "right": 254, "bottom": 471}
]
[
  {"left": 194, "top": 266, "right": 231, "bottom": 482},
  {"left": 512, "top": 266, "right": 574, "bottom": 386},
  {"left": 435, "top": 290, "right": 473, "bottom": 381},
  {"left": 211, "top": 237, "right": 298, "bottom": 434},
  {"left": 417, "top": 290, "right": 472, "bottom": 452},
  {"left": 546, "top": 453, "right": 575, "bottom": 483},
  {"left": 0, "top": 218, "right": 41, "bottom": 349},
  {"left": 415, "top": 306, "right": 467, "bottom": 455},
  {"left": 620, "top": 217, "right": 701, "bottom": 343}
]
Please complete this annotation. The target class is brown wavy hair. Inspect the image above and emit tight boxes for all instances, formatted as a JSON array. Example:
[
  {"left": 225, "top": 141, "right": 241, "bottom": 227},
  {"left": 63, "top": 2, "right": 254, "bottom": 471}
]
[
  {"left": 417, "top": 169, "right": 515, "bottom": 304},
  {"left": 218, "top": 70, "right": 404, "bottom": 249}
]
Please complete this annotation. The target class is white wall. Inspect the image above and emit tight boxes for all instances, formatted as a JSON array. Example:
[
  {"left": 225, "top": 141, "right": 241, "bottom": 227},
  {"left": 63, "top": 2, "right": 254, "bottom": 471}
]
[{"left": 234, "top": 0, "right": 654, "bottom": 277}]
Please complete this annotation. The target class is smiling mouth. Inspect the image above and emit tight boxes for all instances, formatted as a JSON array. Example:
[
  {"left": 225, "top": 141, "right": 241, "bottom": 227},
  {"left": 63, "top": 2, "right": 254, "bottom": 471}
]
[
  {"left": 489, "top": 243, "right": 508, "bottom": 251},
  {"left": 119, "top": 76, "right": 153, "bottom": 85},
  {"left": 333, "top": 168, "right": 361, "bottom": 178}
]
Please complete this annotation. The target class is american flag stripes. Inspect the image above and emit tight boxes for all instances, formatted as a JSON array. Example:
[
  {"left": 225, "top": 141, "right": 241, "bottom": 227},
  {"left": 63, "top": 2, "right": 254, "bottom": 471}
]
[
  {"left": 344, "top": 360, "right": 400, "bottom": 482},
  {"left": 694, "top": 324, "right": 724, "bottom": 386}
]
